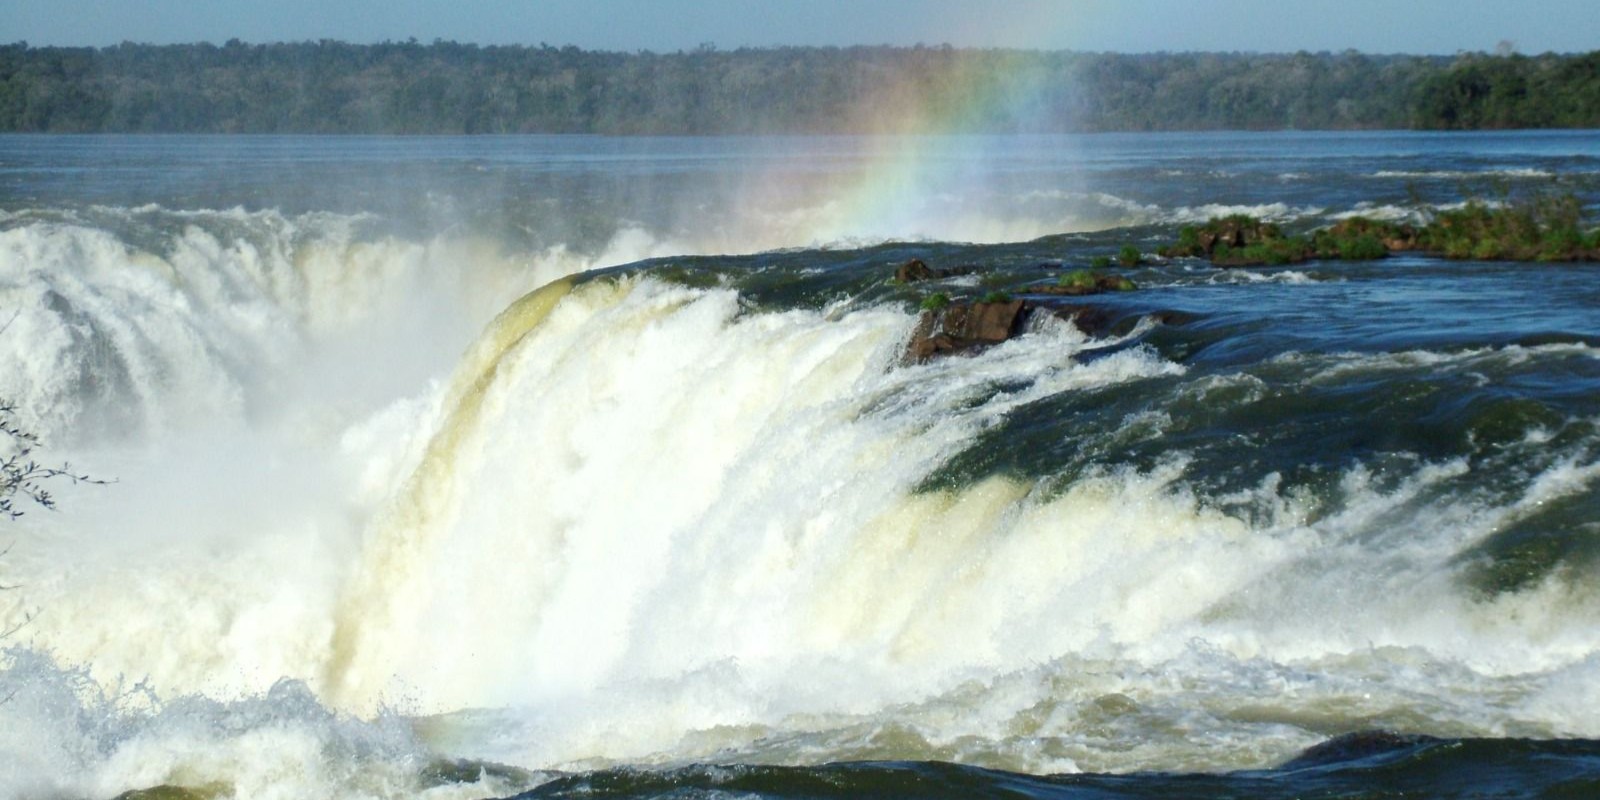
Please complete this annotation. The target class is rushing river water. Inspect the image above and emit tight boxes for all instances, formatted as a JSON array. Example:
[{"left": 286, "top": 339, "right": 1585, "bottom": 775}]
[{"left": 2, "top": 131, "right": 1600, "bottom": 798}]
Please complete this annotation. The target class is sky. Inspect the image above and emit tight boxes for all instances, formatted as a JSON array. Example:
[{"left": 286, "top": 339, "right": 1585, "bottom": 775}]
[{"left": 3, "top": 0, "right": 1597, "bottom": 55}]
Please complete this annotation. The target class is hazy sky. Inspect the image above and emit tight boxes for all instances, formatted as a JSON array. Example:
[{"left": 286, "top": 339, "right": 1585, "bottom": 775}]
[{"left": 5, "top": 0, "right": 1597, "bottom": 54}]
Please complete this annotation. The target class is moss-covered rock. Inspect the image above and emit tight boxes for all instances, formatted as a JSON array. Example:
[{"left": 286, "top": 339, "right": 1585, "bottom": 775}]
[
  {"left": 1212, "top": 238, "right": 1313, "bottom": 267},
  {"left": 1309, "top": 217, "right": 1415, "bottom": 260},
  {"left": 1161, "top": 214, "right": 1290, "bottom": 260},
  {"left": 1036, "top": 269, "right": 1138, "bottom": 296},
  {"left": 1118, "top": 244, "right": 1143, "bottom": 267},
  {"left": 1159, "top": 205, "right": 1600, "bottom": 267}
]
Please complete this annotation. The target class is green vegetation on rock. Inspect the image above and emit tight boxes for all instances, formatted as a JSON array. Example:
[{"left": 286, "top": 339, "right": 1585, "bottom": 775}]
[
  {"left": 1164, "top": 196, "right": 1598, "bottom": 267},
  {"left": 1162, "top": 215, "right": 1312, "bottom": 266},
  {"left": 1420, "top": 194, "right": 1598, "bottom": 262},
  {"left": 1044, "top": 269, "right": 1136, "bottom": 295},
  {"left": 1118, "top": 244, "right": 1143, "bottom": 267},
  {"left": 1058, "top": 269, "right": 1099, "bottom": 290},
  {"left": 1309, "top": 217, "right": 1415, "bottom": 260}
]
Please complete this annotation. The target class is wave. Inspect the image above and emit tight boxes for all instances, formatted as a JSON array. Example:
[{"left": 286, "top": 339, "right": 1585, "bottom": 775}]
[
  {"left": 1014, "top": 193, "right": 1337, "bottom": 230},
  {"left": 1168, "top": 202, "right": 1325, "bottom": 224},
  {"left": 1370, "top": 168, "right": 1555, "bottom": 180}
]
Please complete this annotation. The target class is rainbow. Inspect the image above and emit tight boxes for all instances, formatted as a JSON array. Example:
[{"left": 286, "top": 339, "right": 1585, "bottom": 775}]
[{"left": 791, "top": 45, "right": 1083, "bottom": 245}]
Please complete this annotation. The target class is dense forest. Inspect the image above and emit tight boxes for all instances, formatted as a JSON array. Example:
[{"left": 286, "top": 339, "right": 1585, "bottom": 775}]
[{"left": 0, "top": 41, "right": 1596, "bottom": 134}]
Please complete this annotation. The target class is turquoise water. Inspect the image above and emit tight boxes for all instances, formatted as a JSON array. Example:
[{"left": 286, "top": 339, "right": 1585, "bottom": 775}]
[{"left": 0, "top": 132, "right": 1598, "bottom": 798}]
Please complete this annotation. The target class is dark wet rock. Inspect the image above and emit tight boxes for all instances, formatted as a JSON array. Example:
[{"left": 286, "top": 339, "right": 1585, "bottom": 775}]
[
  {"left": 906, "top": 299, "right": 1028, "bottom": 361},
  {"left": 1279, "top": 731, "right": 1440, "bottom": 771},
  {"left": 896, "top": 258, "right": 940, "bottom": 282},
  {"left": 952, "top": 299, "right": 1027, "bottom": 342},
  {"left": 1039, "top": 303, "right": 1193, "bottom": 338},
  {"left": 905, "top": 285, "right": 1191, "bottom": 362},
  {"left": 894, "top": 259, "right": 978, "bottom": 283}
]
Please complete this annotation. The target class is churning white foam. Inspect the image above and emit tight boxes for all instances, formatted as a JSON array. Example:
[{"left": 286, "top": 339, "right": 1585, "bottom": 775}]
[
  {"left": 4, "top": 243, "right": 1600, "bottom": 793},
  {"left": 1168, "top": 203, "right": 1325, "bottom": 224},
  {"left": 0, "top": 207, "right": 679, "bottom": 444}
]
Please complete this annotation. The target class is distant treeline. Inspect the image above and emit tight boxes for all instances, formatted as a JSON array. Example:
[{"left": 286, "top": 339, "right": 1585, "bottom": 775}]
[{"left": 1, "top": 40, "right": 1597, "bottom": 134}]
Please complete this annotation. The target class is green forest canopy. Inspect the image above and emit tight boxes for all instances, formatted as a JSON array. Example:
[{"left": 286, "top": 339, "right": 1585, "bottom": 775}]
[{"left": 1, "top": 40, "right": 1597, "bottom": 134}]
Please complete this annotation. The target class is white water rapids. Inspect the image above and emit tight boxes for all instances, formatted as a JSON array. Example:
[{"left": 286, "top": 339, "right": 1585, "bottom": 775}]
[{"left": 2, "top": 208, "right": 1599, "bottom": 798}]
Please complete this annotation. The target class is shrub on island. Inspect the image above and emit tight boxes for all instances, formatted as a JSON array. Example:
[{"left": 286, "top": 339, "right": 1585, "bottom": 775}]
[
  {"left": 1418, "top": 196, "right": 1598, "bottom": 262},
  {"left": 1037, "top": 269, "right": 1137, "bottom": 296},
  {"left": 1162, "top": 199, "right": 1599, "bottom": 266},
  {"left": 1160, "top": 215, "right": 1308, "bottom": 265}
]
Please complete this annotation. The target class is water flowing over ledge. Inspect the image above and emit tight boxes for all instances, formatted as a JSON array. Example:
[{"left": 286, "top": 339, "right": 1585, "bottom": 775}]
[{"left": 2, "top": 132, "right": 1599, "bottom": 798}]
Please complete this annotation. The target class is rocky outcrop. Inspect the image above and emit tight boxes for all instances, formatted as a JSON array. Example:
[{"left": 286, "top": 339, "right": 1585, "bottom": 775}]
[
  {"left": 906, "top": 299, "right": 1028, "bottom": 362},
  {"left": 904, "top": 287, "right": 1192, "bottom": 363}
]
